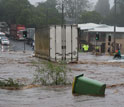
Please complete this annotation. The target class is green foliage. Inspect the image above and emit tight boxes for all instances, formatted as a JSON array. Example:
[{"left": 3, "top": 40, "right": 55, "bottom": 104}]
[
  {"left": 34, "top": 61, "right": 71, "bottom": 86},
  {"left": 0, "top": 78, "right": 23, "bottom": 89},
  {"left": 0, "top": 0, "right": 62, "bottom": 28},
  {"left": 104, "top": 0, "right": 124, "bottom": 26},
  {"left": 95, "top": 0, "right": 110, "bottom": 17},
  {"left": 80, "top": 11, "right": 103, "bottom": 23},
  {"left": 36, "top": 0, "right": 61, "bottom": 25},
  {"left": 57, "top": 0, "right": 89, "bottom": 23},
  {"left": 0, "top": 0, "right": 31, "bottom": 24}
]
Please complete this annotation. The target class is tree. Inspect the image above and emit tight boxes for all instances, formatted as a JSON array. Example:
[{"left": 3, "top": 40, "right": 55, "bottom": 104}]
[
  {"left": 57, "top": 0, "right": 89, "bottom": 24},
  {"left": 116, "top": 0, "right": 124, "bottom": 26},
  {"left": 0, "top": 0, "right": 32, "bottom": 25},
  {"left": 36, "top": 0, "right": 61, "bottom": 26},
  {"left": 0, "top": 0, "right": 62, "bottom": 28},
  {"left": 79, "top": 11, "right": 103, "bottom": 24},
  {"left": 105, "top": 0, "right": 124, "bottom": 26},
  {"left": 95, "top": 0, "right": 110, "bottom": 17}
]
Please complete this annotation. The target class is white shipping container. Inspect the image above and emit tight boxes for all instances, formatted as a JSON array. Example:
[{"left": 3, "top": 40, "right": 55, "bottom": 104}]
[{"left": 35, "top": 25, "right": 78, "bottom": 63}]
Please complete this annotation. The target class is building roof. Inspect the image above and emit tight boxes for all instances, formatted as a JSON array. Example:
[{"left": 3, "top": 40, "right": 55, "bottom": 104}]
[
  {"left": 88, "top": 26, "right": 124, "bottom": 33},
  {"left": 78, "top": 23, "right": 124, "bottom": 33},
  {"left": 78, "top": 23, "right": 108, "bottom": 30}
]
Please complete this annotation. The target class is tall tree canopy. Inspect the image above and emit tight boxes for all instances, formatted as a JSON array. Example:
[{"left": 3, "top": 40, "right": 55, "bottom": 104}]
[
  {"left": 57, "top": 0, "right": 89, "bottom": 24},
  {"left": 105, "top": 0, "right": 124, "bottom": 26},
  {"left": 0, "top": 0, "right": 32, "bottom": 25},
  {"left": 115, "top": 0, "right": 124, "bottom": 26},
  {"left": 95, "top": 0, "right": 110, "bottom": 17},
  {"left": 79, "top": 11, "right": 103, "bottom": 24},
  {"left": 63, "top": 0, "right": 89, "bottom": 18},
  {"left": 0, "top": 0, "right": 61, "bottom": 28},
  {"left": 37, "top": 0, "right": 61, "bottom": 25}
]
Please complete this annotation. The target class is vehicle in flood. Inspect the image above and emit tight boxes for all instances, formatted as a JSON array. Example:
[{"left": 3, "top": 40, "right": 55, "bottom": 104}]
[
  {"left": 1, "top": 38, "right": 10, "bottom": 45},
  {"left": 0, "top": 32, "right": 6, "bottom": 40}
]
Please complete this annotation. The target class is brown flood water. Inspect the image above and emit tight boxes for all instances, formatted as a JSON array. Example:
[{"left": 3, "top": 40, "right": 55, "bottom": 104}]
[{"left": 0, "top": 51, "right": 124, "bottom": 107}]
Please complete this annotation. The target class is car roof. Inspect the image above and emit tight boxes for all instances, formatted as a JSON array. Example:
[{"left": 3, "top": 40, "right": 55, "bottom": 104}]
[
  {"left": 2, "top": 39, "right": 9, "bottom": 40},
  {"left": 0, "top": 32, "right": 5, "bottom": 35}
]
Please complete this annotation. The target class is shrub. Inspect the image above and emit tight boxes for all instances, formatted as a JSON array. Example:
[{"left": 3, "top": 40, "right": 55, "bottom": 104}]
[
  {"left": 0, "top": 78, "right": 23, "bottom": 89},
  {"left": 34, "top": 61, "right": 71, "bottom": 86}
]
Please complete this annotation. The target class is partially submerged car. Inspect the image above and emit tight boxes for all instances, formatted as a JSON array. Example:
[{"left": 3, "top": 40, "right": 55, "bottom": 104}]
[
  {"left": 1, "top": 38, "right": 10, "bottom": 45},
  {"left": 0, "top": 32, "right": 6, "bottom": 40}
]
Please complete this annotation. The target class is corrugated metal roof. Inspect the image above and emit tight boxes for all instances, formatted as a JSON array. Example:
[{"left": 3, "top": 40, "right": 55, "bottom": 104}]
[
  {"left": 78, "top": 23, "right": 108, "bottom": 30},
  {"left": 88, "top": 26, "right": 124, "bottom": 33},
  {"left": 78, "top": 23, "right": 124, "bottom": 33}
]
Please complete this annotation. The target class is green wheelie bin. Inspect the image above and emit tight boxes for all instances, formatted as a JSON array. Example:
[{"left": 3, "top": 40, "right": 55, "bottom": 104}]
[{"left": 72, "top": 74, "right": 106, "bottom": 96}]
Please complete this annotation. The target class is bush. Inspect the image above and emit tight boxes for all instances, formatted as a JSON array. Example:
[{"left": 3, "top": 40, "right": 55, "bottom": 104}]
[
  {"left": 34, "top": 61, "right": 71, "bottom": 86},
  {"left": 0, "top": 78, "right": 23, "bottom": 89}
]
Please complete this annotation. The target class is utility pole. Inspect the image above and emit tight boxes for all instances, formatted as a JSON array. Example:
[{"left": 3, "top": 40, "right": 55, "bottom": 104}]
[
  {"left": 114, "top": 0, "right": 117, "bottom": 52},
  {"left": 46, "top": 1, "right": 48, "bottom": 26},
  {"left": 75, "top": 0, "right": 77, "bottom": 24},
  {"left": 62, "top": 0, "right": 64, "bottom": 25}
]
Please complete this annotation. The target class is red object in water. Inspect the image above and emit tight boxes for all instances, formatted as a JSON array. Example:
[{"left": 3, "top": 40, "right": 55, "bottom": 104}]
[{"left": 115, "top": 50, "right": 118, "bottom": 53}]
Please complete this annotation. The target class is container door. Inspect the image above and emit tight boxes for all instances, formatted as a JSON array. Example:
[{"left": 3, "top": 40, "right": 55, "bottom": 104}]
[
  {"left": 66, "top": 25, "right": 78, "bottom": 62},
  {"left": 72, "top": 26, "right": 78, "bottom": 61},
  {"left": 61, "top": 26, "right": 66, "bottom": 61},
  {"left": 50, "top": 26, "right": 62, "bottom": 61},
  {"left": 50, "top": 25, "right": 78, "bottom": 62},
  {"left": 66, "top": 26, "right": 72, "bottom": 62},
  {"left": 50, "top": 26, "right": 56, "bottom": 61},
  {"left": 56, "top": 26, "right": 62, "bottom": 61}
]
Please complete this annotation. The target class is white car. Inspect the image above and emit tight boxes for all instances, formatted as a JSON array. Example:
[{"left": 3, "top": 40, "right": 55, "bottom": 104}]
[
  {"left": 1, "top": 38, "right": 10, "bottom": 45},
  {"left": 0, "top": 32, "right": 6, "bottom": 40}
]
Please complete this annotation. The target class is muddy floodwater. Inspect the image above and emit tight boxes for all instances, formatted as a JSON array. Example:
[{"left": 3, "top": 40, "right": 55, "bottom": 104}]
[{"left": 0, "top": 42, "right": 124, "bottom": 107}]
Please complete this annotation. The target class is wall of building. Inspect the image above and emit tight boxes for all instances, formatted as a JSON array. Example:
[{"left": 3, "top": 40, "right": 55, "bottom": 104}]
[
  {"left": 105, "top": 33, "right": 114, "bottom": 54},
  {"left": 105, "top": 33, "right": 124, "bottom": 54},
  {"left": 79, "top": 29, "right": 124, "bottom": 54},
  {"left": 79, "top": 31, "right": 106, "bottom": 53},
  {"left": 115, "top": 34, "right": 124, "bottom": 54}
]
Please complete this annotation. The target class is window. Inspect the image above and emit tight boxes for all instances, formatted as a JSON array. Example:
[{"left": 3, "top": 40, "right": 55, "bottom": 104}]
[
  {"left": 108, "top": 42, "right": 110, "bottom": 45},
  {"left": 108, "top": 36, "right": 111, "bottom": 41}
]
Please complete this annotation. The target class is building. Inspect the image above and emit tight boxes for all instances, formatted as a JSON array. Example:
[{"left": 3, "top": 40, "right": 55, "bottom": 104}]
[{"left": 78, "top": 23, "right": 124, "bottom": 54}]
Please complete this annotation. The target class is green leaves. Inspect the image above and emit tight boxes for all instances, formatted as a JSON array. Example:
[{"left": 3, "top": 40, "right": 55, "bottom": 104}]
[
  {"left": 34, "top": 61, "right": 71, "bottom": 86},
  {"left": 80, "top": 11, "right": 103, "bottom": 24},
  {"left": 0, "top": 0, "right": 61, "bottom": 27},
  {"left": 0, "top": 78, "right": 24, "bottom": 89}
]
